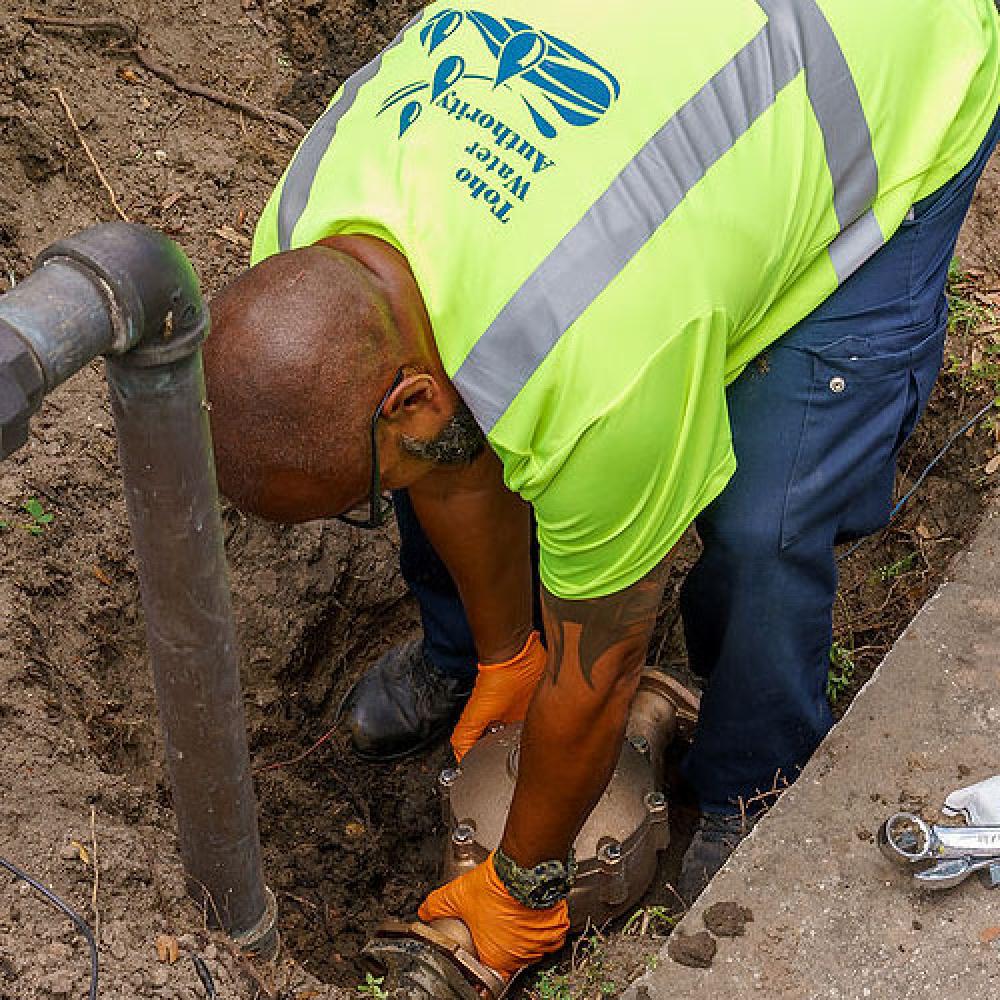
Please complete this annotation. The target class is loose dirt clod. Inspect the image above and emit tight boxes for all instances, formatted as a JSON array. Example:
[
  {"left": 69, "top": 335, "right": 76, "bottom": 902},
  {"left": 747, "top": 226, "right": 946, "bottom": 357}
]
[
  {"left": 667, "top": 930, "right": 718, "bottom": 969},
  {"left": 703, "top": 901, "right": 754, "bottom": 938}
]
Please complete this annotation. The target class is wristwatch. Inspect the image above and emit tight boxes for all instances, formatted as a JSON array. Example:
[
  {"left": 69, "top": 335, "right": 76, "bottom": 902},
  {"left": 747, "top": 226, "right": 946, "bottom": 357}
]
[{"left": 493, "top": 846, "right": 577, "bottom": 910}]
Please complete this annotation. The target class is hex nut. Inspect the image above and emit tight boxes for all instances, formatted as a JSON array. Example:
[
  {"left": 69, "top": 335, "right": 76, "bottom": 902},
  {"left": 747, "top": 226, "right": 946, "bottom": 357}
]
[
  {"left": 0, "top": 332, "right": 44, "bottom": 459},
  {"left": 645, "top": 791, "right": 668, "bottom": 813},
  {"left": 452, "top": 823, "right": 476, "bottom": 846},
  {"left": 599, "top": 840, "right": 623, "bottom": 864},
  {"left": 439, "top": 768, "right": 461, "bottom": 789}
]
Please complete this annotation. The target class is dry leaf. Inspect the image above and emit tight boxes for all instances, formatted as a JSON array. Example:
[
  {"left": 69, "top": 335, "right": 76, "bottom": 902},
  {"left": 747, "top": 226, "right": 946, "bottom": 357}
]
[
  {"left": 92, "top": 566, "right": 113, "bottom": 587},
  {"left": 160, "top": 192, "right": 184, "bottom": 213},
  {"left": 979, "top": 926, "right": 1000, "bottom": 944},
  {"left": 985, "top": 454, "right": 1000, "bottom": 477},
  {"left": 213, "top": 225, "right": 251, "bottom": 248},
  {"left": 69, "top": 840, "right": 90, "bottom": 865},
  {"left": 117, "top": 67, "right": 140, "bottom": 84},
  {"left": 155, "top": 933, "right": 180, "bottom": 964}
]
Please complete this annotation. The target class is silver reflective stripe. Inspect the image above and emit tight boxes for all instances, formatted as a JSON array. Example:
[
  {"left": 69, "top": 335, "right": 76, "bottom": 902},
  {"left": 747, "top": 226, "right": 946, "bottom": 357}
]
[
  {"left": 454, "top": 21, "right": 799, "bottom": 429},
  {"left": 829, "top": 208, "right": 884, "bottom": 282},
  {"left": 277, "top": 13, "right": 426, "bottom": 251},
  {"left": 757, "top": 0, "right": 884, "bottom": 266},
  {"left": 456, "top": 0, "right": 882, "bottom": 431},
  {"left": 757, "top": 0, "right": 879, "bottom": 228}
]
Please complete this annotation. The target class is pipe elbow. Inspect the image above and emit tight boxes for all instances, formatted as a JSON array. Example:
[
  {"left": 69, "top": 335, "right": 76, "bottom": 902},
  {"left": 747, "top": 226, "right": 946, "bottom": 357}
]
[{"left": 36, "top": 222, "right": 208, "bottom": 366}]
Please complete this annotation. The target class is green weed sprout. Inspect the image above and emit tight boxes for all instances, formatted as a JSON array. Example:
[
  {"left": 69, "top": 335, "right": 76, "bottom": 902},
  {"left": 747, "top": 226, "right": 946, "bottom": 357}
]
[
  {"left": 0, "top": 498, "right": 54, "bottom": 536},
  {"left": 22, "top": 498, "right": 54, "bottom": 535},
  {"left": 357, "top": 972, "right": 389, "bottom": 999},
  {"left": 827, "top": 641, "right": 856, "bottom": 703}
]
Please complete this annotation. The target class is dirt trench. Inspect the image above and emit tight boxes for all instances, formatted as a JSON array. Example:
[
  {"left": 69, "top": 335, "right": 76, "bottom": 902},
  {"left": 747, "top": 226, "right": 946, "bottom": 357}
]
[{"left": 0, "top": 2, "right": 999, "bottom": 999}]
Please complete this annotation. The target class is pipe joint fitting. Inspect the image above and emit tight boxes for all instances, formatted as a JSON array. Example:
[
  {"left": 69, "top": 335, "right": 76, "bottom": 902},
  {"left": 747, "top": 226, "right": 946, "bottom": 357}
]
[
  {"left": 231, "top": 886, "right": 280, "bottom": 961},
  {"left": 37, "top": 223, "right": 208, "bottom": 366},
  {"left": 0, "top": 331, "right": 45, "bottom": 460}
]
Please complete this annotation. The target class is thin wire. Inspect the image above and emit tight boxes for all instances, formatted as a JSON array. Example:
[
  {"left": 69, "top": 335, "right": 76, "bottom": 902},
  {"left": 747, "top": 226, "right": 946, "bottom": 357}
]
[
  {"left": 0, "top": 855, "right": 99, "bottom": 1000},
  {"left": 252, "top": 718, "right": 341, "bottom": 773},
  {"left": 838, "top": 399, "right": 997, "bottom": 563},
  {"left": 252, "top": 686, "right": 353, "bottom": 773}
]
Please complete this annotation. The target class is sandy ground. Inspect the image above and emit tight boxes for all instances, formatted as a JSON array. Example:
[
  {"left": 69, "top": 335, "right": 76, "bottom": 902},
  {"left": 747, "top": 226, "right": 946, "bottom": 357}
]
[{"left": 1, "top": 3, "right": 998, "bottom": 999}]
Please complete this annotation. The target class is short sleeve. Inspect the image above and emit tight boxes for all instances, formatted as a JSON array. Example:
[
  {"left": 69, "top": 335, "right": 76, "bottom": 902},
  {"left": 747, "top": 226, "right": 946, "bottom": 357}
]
[{"left": 529, "top": 340, "right": 737, "bottom": 600}]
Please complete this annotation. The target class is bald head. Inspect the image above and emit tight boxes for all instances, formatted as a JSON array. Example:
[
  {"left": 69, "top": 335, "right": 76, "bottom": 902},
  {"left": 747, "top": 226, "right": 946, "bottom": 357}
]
[{"left": 204, "top": 245, "right": 402, "bottom": 521}]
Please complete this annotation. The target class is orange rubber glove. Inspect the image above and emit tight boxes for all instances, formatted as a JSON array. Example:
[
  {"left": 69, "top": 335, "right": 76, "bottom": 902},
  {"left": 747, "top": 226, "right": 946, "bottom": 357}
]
[
  {"left": 450, "top": 631, "right": 546, "bottom": 762},
  {"left": 418, "top": 853, "right": 570, "bottom": 981}
]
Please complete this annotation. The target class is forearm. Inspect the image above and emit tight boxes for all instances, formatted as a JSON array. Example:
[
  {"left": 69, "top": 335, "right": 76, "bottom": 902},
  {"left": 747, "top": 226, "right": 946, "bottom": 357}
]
[
  {"left": 500, "top": 649, "right": 643, "bottom": 866},
  {"left": 498, "top": 557, "right": 673, "bottom": 867},
  {"left": 408, "top": 449, "right": 533, "bottom": 663}
]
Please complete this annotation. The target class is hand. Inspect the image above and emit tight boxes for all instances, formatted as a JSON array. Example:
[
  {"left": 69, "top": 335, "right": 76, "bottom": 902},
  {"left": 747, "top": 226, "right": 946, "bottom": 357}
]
[
  {"left": 451, "top": 631, "right": 546, "bottom": 762},
  {"left": 418, "top": 854, "right": 569, "bottom": 980}
]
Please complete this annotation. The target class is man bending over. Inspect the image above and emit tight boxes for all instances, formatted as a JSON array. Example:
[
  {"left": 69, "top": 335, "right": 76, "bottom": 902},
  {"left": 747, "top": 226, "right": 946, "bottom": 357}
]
[{"left": 204, "top": 0, "right": 1000, "bottom": 981}]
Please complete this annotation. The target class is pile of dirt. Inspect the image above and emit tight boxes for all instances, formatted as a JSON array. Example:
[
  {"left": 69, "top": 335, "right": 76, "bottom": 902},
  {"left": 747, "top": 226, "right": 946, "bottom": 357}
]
[{"left": 0, "top": 2, "right": 998, "bottom": 999}]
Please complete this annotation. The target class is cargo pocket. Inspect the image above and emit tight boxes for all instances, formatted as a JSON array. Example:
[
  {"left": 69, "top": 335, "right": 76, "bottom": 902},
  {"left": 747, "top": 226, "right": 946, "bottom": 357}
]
[{"left": 778, "top": 328, "right": 941, "bottom": 551}]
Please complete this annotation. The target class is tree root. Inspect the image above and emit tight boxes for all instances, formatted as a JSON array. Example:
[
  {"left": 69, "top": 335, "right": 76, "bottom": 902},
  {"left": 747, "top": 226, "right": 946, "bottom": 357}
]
[{"left": 23, "top": 14, "right": 308, "bottom": 138}]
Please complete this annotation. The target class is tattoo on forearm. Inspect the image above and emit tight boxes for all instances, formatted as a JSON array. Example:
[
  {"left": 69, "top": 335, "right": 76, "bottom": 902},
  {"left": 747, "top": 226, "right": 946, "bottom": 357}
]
[{"left": 542, "top": 558, "right": 672, "bottom": 689}]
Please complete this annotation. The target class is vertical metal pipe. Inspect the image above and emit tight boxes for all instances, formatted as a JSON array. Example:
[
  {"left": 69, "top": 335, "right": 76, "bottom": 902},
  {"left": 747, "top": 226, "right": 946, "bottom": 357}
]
[
  {"left": 0, "top": 223, "right": 277, "bottom": 953},
  {"left": 105, "top": 337, "right": 276, "bottom": 953}
]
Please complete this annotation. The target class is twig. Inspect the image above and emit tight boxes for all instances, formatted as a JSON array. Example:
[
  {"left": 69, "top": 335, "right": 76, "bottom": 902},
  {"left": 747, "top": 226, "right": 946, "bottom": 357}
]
[
  {"left": 89, "top": 805, "right": 100, "bottom": 942},
  {"left": 52, "top": 88, "right": 130, "bottom": 222},
  {"left": 737, "top": 769, "right": 791, "bottom": 827},
  {"left": 131, "top": 48, "right": 307, "bottom": 136},
  {"left": 661, "top": 881, "right": 689, "bottom": 914},
  {"left": 24, "top": 15, "right": 307, "bottom": 137},
  {"left": 188, "top": 874, "right": 227, "bottom": 933}
]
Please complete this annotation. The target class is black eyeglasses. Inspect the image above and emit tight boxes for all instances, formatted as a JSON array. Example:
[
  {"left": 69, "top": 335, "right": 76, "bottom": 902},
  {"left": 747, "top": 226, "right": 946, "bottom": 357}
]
[{"left": 336, "top": 367, "right": 406, "bottom": 530}]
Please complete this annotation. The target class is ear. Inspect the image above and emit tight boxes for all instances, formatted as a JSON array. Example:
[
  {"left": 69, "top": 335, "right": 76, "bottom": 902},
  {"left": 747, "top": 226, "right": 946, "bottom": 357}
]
[{"left": 381, "top": 372, "right": 446, "bottom": 422}]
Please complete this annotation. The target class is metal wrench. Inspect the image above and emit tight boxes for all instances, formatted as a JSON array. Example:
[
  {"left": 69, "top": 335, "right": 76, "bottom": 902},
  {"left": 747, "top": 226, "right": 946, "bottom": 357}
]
[{"left": 878, "top": 812, "right": 1000, "bottom": 890}]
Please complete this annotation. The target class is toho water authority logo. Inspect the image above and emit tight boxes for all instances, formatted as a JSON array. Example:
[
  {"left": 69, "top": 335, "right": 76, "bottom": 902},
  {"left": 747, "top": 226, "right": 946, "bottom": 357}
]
[{"left": 378, "top": 8, "right": 621, "bottom": 140}]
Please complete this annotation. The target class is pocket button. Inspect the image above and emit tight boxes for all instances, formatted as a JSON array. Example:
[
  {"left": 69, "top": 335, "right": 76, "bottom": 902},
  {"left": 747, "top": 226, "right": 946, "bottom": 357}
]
[{"left": 829, "top": 376, "right": 847, "bottom": 394}]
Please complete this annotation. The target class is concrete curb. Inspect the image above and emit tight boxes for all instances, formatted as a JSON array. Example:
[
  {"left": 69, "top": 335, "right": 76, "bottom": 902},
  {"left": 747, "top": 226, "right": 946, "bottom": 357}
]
[{"left": 624, "top": 501, "right": 1000, "bottom": 1000}]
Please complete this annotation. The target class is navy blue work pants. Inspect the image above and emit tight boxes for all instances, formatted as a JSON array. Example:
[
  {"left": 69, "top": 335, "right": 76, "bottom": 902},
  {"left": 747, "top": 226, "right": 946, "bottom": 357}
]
[{"left": 394, "top": 112, "right": 1000, "bottom": 814}]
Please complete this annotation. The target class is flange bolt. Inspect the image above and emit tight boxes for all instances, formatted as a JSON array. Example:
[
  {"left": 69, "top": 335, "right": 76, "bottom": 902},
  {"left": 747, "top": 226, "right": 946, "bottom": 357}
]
[
  {"left": 599, "top": 840, "right": 623, "bottom": 865},
  {"left": 452, "top": 823, "right": 476, "bottom": 846},
  {"left": 645, "top": 791, "right": 668, "bottom": 814},
  {"left": 439, "top": 768, "right": 461, "bottom": 789}
]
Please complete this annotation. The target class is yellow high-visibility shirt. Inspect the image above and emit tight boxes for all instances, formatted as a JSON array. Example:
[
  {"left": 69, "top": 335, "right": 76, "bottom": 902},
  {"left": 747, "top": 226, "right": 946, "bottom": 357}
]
[{"left": 254, "top": 0, "right": 1000, "bottom": 598}]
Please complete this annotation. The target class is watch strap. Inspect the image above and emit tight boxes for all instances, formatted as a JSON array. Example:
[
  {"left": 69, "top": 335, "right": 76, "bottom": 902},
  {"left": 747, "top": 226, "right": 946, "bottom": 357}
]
[{"left": 492, "top": 846, "right": 577, "bottom": 910}]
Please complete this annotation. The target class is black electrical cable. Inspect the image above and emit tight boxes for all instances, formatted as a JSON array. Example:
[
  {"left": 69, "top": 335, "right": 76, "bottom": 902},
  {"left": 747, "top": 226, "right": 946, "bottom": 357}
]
[
  {"left": 0, "top": 854, "right": 99, "bottom": 1000},
  {"left": 191, "top": 954, "right": 217, "bottom": 998},
  {"left": 838, "top": 398, "right": 997, "bottom": 563}
]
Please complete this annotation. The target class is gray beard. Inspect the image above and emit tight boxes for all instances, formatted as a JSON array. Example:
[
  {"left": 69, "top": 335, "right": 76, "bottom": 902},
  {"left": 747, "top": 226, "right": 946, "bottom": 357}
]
[{"left": 400, "top": 400, "right": 487, "bottom": 466}]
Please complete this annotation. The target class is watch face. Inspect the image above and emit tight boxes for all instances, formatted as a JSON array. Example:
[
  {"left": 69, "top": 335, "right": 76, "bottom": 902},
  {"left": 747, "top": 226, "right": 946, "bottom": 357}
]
[
  {"left": 494, "top": 848, "right": 576, "bottom": 909},
  {"left": 527, "top": 879, "right": 570, "bottom": 909}
]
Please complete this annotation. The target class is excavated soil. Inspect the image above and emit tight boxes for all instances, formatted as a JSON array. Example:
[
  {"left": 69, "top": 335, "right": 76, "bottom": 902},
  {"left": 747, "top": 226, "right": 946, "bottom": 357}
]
[{"left": 0, "top": 3, "right": 998, "bottom": 999}]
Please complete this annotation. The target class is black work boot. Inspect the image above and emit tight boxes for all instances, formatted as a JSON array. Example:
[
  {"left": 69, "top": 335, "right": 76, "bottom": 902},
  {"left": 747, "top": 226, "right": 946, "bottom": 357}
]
[
  {"left": 677, "top": 812, "right": 759, "bottom": 902},
  {"left": 341, "top": 638, "right": 473, "bottom": 761}
]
